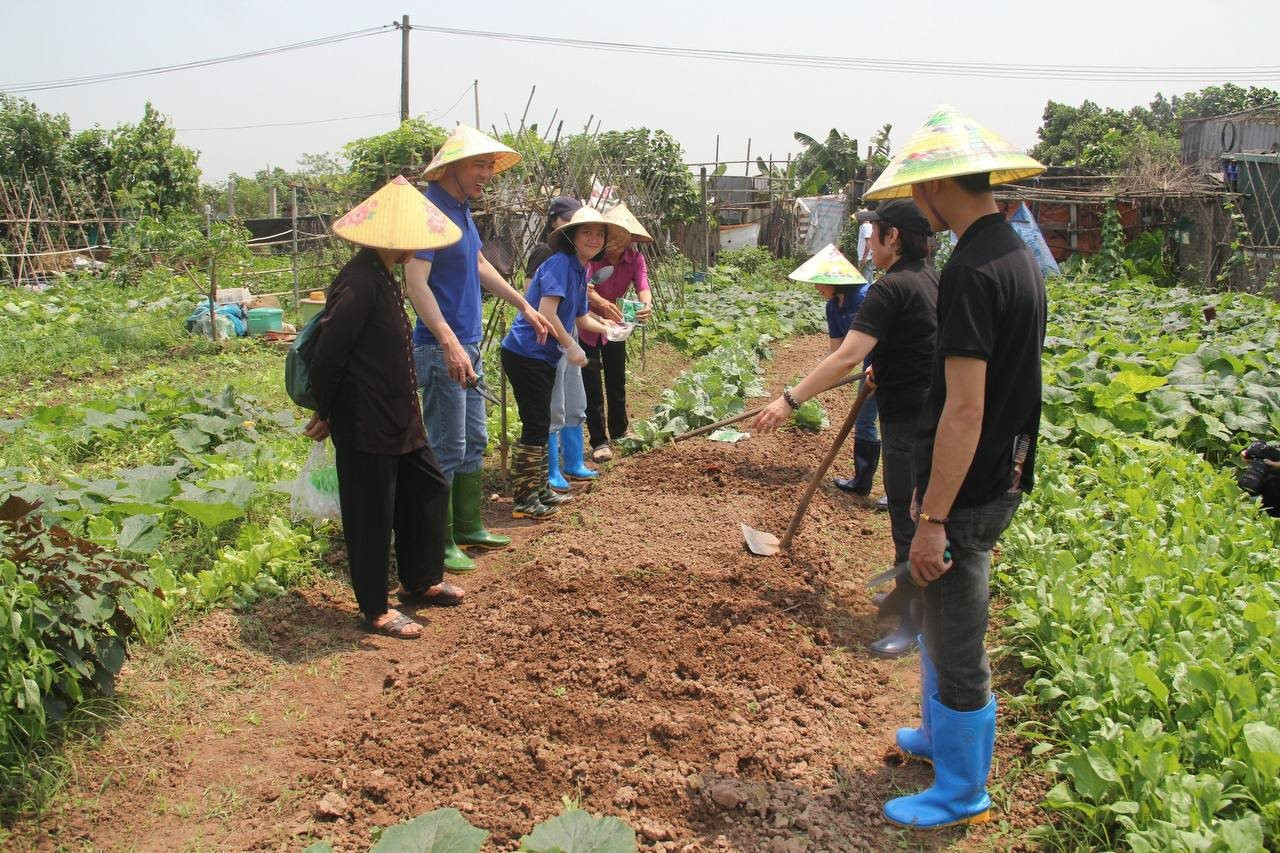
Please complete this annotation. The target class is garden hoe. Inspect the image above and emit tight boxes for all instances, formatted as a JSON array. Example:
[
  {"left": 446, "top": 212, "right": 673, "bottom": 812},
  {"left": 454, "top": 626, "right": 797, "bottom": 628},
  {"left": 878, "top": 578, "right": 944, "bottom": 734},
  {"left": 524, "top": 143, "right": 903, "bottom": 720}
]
[{"left": 742, "top": 381, "right": 874, "bottom": 557}]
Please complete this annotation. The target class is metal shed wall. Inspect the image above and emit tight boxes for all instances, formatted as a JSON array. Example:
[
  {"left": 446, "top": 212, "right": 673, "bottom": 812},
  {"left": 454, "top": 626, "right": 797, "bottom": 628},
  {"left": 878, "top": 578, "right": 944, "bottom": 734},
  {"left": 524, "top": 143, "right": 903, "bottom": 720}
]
[{"left": 1181, "top": 114, "right": 1280, "bottom": 171}]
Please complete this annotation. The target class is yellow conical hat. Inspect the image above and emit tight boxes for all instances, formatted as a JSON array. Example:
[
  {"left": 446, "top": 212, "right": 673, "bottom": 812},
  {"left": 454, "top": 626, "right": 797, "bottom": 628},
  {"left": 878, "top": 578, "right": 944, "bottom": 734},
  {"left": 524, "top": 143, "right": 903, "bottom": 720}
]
[
  {"left": 865, "top": 105, "right": 1045, "bottom": 201},
  {"left": 332, "top": 176, "right": 462, "bottom": 251},
  {"left": 421, "top": 124, "right": 521, "bottom": 181},
  {"left": 788, "top": 244, "right": 865, "bottom": 285}
]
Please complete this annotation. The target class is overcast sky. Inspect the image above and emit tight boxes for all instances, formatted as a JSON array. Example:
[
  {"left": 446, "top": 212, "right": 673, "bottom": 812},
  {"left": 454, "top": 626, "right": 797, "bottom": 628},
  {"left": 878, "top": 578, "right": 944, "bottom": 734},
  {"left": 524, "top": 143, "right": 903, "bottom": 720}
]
[{"left": 4, "top": 0, "right": 1278, "bottom": 183}]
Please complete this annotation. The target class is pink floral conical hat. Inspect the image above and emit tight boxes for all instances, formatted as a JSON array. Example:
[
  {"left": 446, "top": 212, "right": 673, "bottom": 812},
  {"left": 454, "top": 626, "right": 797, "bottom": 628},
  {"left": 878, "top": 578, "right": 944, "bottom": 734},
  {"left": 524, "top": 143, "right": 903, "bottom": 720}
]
[{"left": 332, "top": 176, "right": 462, "bottom": 251}]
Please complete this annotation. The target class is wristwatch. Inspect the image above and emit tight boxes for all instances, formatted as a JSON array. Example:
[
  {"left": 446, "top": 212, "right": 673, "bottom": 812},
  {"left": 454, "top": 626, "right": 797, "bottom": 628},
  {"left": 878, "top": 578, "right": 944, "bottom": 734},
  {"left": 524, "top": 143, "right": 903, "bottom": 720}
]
[{"left": 918, "top": 512, "right": 949, "bottom": 525}]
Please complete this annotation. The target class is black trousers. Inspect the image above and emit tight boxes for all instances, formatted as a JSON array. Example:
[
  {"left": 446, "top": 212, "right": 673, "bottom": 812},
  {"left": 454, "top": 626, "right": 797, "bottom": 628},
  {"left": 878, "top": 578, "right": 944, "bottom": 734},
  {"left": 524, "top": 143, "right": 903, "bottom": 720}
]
[
  {"left": 501, "top": 346, "right": 556, "bottom": 446},
  {"left": 582, "top": 338, "right": 629, "bottom": 448},
  {"left": 331, "top": 435, "right": 447, "bottom": 619}
]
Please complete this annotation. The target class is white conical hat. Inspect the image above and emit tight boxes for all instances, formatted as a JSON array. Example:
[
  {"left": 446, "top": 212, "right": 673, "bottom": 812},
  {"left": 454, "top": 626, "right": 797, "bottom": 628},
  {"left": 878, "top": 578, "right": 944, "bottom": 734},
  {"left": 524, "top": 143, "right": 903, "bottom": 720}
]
[
  {"left": 421, "top": 124, "right": 521, "bottom": 181},
  {"left": 865, "top": 104, "right": 1045, "bottom": 201},
  {"left": 788, "top": 244, "right": 865, "bottom": 285},
  {"left": 332, "top": 176, "right": 462, "bottom": 251}
]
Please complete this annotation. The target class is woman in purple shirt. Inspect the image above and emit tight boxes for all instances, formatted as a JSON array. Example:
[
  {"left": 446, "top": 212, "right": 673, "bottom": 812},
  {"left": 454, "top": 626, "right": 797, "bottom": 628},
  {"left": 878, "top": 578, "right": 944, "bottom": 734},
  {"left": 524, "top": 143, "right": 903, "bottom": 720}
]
[{"left": 582, "top": 202, "right": 654, "bottom": 462}]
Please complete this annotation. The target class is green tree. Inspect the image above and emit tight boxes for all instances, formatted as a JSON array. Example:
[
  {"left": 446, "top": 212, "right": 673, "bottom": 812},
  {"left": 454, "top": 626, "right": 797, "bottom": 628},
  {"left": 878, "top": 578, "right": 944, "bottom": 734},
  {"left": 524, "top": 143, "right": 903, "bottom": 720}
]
[
  {"left": 0, "top": 94, "right": 71, "bottom": 184},
  {"left": 552, "top": 127, "right": 699, "bottom": 230},
  {"left": 66, "top": 127, "right": 112, "bottom": 189},
  {"left": 869, "top": 123, "right": 893, "bottom": 171},
  {"left": 1033, "top": 85, "right": 1280, "bottom": 170},
  {"left": 107, "top": 102, "right": 201, "bottom": 214},
  {"left": 793, "top": 128, "right": 863, "bottom": 195},
  {"left": 341, "top": 117, "right": 446, "bottom": 193}
]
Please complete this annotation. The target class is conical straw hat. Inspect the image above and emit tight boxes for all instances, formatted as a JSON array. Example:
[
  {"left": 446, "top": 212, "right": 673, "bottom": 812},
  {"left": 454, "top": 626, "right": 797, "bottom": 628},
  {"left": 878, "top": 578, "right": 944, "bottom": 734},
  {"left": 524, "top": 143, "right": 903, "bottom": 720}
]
[
  {"left": 788, "top": 244, "right": 866, "bottom": 285},
  {"left": 421, "top": 124, "right": 521, "bottom": 181},
  {"left": 603, "top": 202, "right": 654, "bottom": 245},
  {"left": 549, "top": 207, "right": 632, "bottom": 255},
  {"left": 865, "top": 105, "right": 1045, "bottom": 201},
  {"left": 332, "top": 176, "right": 462, "bottom": 251}
]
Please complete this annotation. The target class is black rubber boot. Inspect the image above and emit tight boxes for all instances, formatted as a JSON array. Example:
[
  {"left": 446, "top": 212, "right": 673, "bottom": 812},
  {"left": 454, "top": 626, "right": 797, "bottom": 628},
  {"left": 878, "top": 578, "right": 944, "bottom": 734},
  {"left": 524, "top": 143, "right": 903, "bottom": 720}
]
[
  {"left": 834, "top": 440, "right": 882, "bottom": 495},
  {"left": 869, "top": 595, "right": 920, "bottom": 659}
]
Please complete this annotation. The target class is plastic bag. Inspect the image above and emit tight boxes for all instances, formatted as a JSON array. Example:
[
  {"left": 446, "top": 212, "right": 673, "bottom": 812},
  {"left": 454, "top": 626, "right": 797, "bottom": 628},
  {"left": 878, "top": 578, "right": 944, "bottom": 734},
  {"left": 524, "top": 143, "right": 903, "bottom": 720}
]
[
  {"left": 290, "top": 442, "right": 342, "bottom": 522},
  {"left": 604, "top": 322, "right": 635, "bottom": 342}
]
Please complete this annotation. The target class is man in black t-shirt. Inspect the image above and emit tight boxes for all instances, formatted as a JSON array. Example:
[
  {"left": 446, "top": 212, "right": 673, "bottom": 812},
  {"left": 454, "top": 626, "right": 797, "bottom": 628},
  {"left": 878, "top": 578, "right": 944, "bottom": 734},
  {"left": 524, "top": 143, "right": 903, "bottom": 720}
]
[
  {"left": 863, "top": 105, "right": 1047, "bottom": 831},
  {"left": 753, "top": 199, "right": 938, "bottom": 657}
]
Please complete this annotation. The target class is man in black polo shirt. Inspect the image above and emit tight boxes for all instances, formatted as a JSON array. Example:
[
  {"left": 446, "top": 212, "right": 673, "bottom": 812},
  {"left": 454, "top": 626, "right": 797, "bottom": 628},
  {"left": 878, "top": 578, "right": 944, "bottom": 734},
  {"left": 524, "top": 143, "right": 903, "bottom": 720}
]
[
  {"left": 752, "top": 199, "right": 938, "bottom": 657},
  {"left": 864, "top": 105, "right": 1047, "bottom": 829}
]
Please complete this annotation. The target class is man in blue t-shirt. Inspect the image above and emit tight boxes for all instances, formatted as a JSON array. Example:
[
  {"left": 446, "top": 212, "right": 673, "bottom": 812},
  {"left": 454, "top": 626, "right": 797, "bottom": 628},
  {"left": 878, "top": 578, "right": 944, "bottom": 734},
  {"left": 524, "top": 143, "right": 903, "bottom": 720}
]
[{"left": 404, "top": 126, "right": 551, "bottom": 573}]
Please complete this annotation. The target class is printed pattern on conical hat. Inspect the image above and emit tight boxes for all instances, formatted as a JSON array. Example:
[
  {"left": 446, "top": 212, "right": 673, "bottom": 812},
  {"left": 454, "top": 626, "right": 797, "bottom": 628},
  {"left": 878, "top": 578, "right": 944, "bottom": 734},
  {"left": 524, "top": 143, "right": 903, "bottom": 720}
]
[
  {"left": 421, "top": 124, "right": 521, "bottom": 181},
  {"left": 865, "top": 105, "right": 1045, "bottom": 200},
  {"left": 788, "top": 244, "right": 865, "bottom": 285},
  {"left": 332, "top": 176, "right": 462, "bottom": 251}
]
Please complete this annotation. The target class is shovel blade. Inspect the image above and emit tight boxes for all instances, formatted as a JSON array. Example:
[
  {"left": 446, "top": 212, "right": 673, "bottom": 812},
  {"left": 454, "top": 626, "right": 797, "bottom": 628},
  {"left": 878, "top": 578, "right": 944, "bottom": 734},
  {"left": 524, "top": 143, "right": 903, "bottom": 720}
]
[{"left": 741, "top": 522, "right": 781, "bottom": 557}]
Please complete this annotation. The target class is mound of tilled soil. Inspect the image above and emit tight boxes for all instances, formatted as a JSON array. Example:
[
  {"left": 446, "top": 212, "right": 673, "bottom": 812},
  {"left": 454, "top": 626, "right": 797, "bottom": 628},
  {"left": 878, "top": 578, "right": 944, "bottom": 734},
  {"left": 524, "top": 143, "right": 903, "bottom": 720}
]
[{"left": 22, "top": 336, "right": 1047, "bottom": 851}]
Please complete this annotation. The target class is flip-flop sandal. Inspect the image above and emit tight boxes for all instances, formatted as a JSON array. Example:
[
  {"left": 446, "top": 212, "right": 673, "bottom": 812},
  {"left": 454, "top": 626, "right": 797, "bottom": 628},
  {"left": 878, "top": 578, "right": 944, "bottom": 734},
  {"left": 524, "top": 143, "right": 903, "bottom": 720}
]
[
  {"left": 398, "top": 583, "right": 464, "bottom": 608},
  {"left": 363, "top": 612, "right": 423, "bottom": 639}
]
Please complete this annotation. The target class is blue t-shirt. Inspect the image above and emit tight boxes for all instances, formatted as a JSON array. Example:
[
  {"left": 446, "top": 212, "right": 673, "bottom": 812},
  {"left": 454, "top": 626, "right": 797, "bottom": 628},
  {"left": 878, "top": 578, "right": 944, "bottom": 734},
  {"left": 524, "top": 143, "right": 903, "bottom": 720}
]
[
  {"left": 826, "top": 284, "right": 873, "bottom": 368},
  {"left": 502, "top": 252, "right": 587, "bottom": 365},
  {"left": 412, "top": 182, "right": 483, "bottom": 346}
]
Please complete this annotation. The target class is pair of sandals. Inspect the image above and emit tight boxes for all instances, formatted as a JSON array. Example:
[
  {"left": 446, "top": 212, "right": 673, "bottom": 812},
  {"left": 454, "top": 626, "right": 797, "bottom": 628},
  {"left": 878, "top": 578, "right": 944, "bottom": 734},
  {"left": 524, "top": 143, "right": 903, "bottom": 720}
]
[{"left": 363, "top": 583, "right": 464, "bottom": 640}]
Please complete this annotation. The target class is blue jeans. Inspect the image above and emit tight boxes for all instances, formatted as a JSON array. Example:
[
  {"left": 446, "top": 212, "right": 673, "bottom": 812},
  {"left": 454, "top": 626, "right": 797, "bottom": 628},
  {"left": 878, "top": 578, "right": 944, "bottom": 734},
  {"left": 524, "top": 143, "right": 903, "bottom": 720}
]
[
  {"left": 855, "top": 379, "right": 879, "bottom": 442},
  {"left": 414, "top": 342, "right": 487, "bottom": 481},
  {"left": 922, "top": 491, "right": 1022, "bottom": 711}
]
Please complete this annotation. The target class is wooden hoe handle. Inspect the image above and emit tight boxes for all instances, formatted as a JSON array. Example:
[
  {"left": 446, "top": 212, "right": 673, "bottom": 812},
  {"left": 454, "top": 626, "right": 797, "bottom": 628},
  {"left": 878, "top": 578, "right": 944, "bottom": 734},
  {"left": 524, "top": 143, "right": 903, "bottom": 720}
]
[{"left": 778, "top": 381, "right": 874, "bottom": 551}]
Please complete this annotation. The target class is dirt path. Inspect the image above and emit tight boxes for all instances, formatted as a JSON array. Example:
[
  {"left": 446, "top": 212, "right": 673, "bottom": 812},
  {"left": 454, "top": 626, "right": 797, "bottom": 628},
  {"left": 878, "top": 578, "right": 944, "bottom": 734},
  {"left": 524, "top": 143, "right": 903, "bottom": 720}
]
[{"left": 18, "top": 336, "right": 1040, "bottom": 852}]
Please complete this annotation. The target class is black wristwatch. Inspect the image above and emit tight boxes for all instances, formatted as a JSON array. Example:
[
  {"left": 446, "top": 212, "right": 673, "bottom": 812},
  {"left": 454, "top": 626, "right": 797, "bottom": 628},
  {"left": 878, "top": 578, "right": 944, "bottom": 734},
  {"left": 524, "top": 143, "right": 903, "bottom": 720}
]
[{"left": 782, "top": 388, "right": 800, "bottom": 409}]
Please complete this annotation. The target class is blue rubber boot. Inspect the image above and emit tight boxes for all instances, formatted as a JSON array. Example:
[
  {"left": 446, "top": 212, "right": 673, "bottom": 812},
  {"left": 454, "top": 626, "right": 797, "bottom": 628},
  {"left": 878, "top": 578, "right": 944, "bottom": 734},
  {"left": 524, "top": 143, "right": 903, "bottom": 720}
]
[
  {"left": 884, "top": 695, "right": 996, "bottom": 829},
  {"left": 547, "top": 430, "right": 571, "bottom": 493},
  {"left": 559, "top": 424, "right": 598, "bottom": 481},
  {"left": 896, "top": 635, "right": 936, "bottom": 763}
]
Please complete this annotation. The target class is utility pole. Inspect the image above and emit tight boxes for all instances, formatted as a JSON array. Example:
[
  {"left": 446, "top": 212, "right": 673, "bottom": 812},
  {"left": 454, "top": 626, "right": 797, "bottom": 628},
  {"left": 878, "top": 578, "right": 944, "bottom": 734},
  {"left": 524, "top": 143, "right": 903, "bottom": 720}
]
[
  {"left": 474, "top": 79, "right": 480, "bottom": 127},
  {"left": 399, "top": 15, "right": 410, "bottom": 123},
  {"left": 700, "top": 166, "right": 709, "bottom": 270},
  {"left": 290, "top": 184, "right": 300, "bottom": 306}
]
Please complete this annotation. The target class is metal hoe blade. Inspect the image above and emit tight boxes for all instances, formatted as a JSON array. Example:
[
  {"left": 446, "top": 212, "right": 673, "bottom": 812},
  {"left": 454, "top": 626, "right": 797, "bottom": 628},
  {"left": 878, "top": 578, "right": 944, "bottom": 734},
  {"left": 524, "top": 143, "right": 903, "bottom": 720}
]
[
  {"left": 864, "top": 560, "right": 912, "bottom": 589},
  {"left": 740, "top": 523, "right": 781, "bottom": 556}
]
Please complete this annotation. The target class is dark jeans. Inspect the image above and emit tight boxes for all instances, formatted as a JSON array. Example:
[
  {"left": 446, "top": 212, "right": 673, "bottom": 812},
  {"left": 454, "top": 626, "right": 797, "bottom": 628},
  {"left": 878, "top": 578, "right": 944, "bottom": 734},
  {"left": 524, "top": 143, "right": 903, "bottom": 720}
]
[
  {"left": 880, "top": 418, "right": 918, "bottom": 564},
  {"left": 501, "top": 346, "right": 556, "bottom": 446},
  {"left": 331, "top": 435, "right": 447, "bottom": 620},
  {"left": 922, "top": 491, "right": 1022, "bottom": 711},
  {"left": 582, "top": 338, "right": 629, "bottom": 447}
]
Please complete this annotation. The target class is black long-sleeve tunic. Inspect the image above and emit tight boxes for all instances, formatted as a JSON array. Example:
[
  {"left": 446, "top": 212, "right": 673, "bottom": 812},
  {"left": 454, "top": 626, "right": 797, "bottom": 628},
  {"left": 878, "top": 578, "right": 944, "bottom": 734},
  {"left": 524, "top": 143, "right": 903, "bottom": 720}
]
[{"left": 309, "top": 249, "right": 427, "bottom": 455}]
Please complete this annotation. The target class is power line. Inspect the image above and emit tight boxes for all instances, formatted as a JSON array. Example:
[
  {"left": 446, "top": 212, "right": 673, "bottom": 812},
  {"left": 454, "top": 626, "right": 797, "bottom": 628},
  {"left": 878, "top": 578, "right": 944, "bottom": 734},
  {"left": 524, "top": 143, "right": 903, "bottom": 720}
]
[
  {"left": 176, "top": 81, "right": 476, "bottom": 133},
  {"left": 1, "top": 26, "right": 394, "bottom": 94},
  {"left": 180, "top": 111, "right": 398, "bottom": 132},
  {"left": 408, "top": 24, "right": 1280, "bottom": 84}
]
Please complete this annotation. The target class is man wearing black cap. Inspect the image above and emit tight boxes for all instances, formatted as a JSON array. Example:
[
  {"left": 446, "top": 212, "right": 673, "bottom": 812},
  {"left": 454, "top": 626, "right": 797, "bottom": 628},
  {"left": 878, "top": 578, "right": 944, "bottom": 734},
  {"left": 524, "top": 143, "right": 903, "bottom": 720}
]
[{"left": 753, "top": 199, "right": 938, "bottom": 658}]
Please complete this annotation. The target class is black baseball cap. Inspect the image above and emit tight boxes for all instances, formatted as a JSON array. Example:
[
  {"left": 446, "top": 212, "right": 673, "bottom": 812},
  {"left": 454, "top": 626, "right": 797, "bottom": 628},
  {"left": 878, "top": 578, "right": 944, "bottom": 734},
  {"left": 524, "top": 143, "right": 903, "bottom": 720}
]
[
  {"left": 548, "top": 196, "right": 582, "bottom": 220},
  {"left": 855, "top": 199, "right": 932, "bottom": 235}
]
